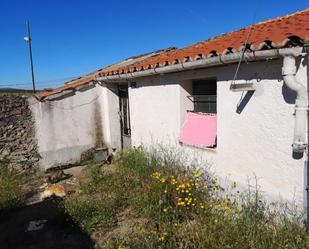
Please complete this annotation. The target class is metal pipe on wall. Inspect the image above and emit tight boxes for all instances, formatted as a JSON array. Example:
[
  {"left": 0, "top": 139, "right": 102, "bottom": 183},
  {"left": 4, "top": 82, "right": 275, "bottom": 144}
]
[{"left": 281, "top": 50, "right": 308, "bottom": 154}]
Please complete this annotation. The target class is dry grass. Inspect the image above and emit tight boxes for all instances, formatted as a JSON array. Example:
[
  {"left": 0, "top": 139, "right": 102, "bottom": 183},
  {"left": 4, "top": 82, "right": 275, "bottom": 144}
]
[
  {"left": 0, "top": 160, "right": 44, "bottom": 217},
  {"left": 64, "top": 148, "right": 309, "bottom": 249}
]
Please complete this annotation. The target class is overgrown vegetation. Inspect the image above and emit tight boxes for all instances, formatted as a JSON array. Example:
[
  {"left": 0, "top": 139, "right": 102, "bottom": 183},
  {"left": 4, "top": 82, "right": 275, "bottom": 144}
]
[
  {"left": 0, "top": 162, "right": 23, "bottom": 215},
  {"left": 0, "top": 161, "right": 43, "bottom": 217},
  {"left": 65, "top": 148, "right": 309, "bottom": 249},
  {"left": 65, "top": 161, "right": 118, "bottom": 233}
]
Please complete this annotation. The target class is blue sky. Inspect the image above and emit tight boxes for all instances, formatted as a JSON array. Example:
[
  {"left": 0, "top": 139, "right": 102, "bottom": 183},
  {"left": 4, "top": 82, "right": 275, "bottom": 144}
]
[{"left": 0, "top": 0, "right": 307, "bottom": 89}]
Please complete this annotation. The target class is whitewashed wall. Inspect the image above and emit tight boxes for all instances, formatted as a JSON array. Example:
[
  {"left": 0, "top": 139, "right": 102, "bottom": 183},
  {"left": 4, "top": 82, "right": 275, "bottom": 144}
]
[
  {"left": 129, "top": 80, "right": 181, "bottom": 146},
  {"left": 30, "top": 84, "right": 121, "bottom": 170},
  {"left": 100, "top": 83, "right": 122, "bottom": 150},
  {"left": 128, "top": 58, "right": 308, "bottom": 206},
  {"left": 29, "top": 57, "right": 307, "bottom": 206}
]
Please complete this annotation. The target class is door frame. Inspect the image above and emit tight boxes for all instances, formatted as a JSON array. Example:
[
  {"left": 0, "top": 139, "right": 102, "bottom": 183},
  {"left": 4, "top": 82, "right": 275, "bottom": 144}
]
[{"left": 118, "top": 84, "right": 131, "bottom": 150}]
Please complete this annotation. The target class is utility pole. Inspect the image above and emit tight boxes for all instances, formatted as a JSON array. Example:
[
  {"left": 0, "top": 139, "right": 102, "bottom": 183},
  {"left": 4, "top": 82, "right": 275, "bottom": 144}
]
[{"left": 24, "top": 20, "right": 36, "bottom": 93}]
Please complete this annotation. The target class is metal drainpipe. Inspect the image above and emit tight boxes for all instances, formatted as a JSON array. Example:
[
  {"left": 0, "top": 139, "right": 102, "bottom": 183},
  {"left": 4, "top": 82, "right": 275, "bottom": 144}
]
[
  {"left": 281, "top": 48, "right": 309, "bottom": 228},
  {"left": 306, "top": 46, "right": 309, "bottom": 231},
  {"left": 281, "top": 52, "right": 308, "bottom": 153}
]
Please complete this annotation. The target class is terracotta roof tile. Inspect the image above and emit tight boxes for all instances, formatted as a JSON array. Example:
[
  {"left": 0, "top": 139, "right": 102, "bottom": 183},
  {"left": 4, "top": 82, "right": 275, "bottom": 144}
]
[{"left": 36, "top": 8, "right": 309, "bottom": 101}]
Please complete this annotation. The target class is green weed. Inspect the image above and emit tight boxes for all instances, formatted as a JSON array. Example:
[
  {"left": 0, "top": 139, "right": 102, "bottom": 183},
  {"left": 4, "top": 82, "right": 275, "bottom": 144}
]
[
  {"left": 65, "top": 197, "right": 117, "bottom": 233},
  {"left": 65, "top": 148, "right": 309, "bottom": 249},
  {"left": 0, "top": 162, "right": 23, "bottom": 215}
]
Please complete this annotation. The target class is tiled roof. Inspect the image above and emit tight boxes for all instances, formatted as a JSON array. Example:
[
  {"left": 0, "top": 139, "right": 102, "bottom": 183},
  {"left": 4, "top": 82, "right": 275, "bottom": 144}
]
[
  {"left": 37, "top": 48, "right": 174, "bottom": 100},
  {"left": 36, "top": 8, "right": 309, "bottom": 101}
]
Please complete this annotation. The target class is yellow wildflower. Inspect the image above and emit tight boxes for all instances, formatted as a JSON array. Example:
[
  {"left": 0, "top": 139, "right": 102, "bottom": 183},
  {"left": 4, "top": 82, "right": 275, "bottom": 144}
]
[
  {"left": 152, "top": 172, "right": 161, "bottom": 179},
  {"left": 177, "top": 201, "right": 185, "bottom": 206}
]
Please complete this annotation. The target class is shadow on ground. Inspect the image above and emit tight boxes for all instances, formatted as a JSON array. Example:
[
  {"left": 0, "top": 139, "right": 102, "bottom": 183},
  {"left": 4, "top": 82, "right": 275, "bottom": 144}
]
[{"left": 0, "top": 199, "right": 95, "bottom": 249}]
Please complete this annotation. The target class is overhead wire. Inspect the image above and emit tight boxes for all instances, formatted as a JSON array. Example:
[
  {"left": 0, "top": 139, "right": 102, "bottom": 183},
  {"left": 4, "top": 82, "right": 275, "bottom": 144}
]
[
  {"left": 0, "top": 75, "right": 82, "bottom": 88},
  {"left": 230, "top": 0, "right": 259, "bottom": 89}
]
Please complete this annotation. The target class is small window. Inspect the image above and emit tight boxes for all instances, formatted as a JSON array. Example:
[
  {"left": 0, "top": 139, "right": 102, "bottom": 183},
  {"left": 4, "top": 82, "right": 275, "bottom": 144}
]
[
  {"left": 180, "top": 79, "right": 217, "bottom": 149},
  {"left": 192, "top": 79, "right": 217, "bottom": 113}
]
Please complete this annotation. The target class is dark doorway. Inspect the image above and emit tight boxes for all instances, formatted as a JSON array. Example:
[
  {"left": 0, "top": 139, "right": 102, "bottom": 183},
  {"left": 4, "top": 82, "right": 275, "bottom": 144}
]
[{"left": 118, "top": 85, "right": 131, "bottom": 150}]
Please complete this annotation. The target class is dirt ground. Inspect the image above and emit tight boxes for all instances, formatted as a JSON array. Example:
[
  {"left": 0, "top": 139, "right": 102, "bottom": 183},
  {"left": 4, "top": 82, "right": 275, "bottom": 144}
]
[
  {"left": 0, "top": 163, "right": 142, "bottom": 249},
  {"left": 0, "top": 199, "right": 94, "bottom": 249},
  {"left": 0, "top": 165, "right": 94, "bottom": 249}
]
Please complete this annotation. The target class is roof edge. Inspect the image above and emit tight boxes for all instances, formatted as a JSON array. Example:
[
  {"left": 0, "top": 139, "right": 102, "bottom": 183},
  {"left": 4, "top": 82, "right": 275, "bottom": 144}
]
[
  {"left": 95, "top": 47, "right": 302, "bottom": 82},
  {"left": 37, "top": 47, "right": 303, "bottom": 102}
]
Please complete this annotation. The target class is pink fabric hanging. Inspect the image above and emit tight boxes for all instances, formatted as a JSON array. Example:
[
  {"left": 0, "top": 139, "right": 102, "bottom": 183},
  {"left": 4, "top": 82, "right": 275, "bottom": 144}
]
[{"left": 179, "top": 112, "right": 217, "bottom": 147}]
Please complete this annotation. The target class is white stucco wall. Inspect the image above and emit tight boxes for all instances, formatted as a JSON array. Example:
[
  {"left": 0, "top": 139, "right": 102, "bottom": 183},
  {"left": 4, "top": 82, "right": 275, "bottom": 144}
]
[
  {"left": 30, "top": 84, "right": 121, "bottom": 170},
  {"left": 129, "top": 79, "right": 181, "bottom": 146},
  {"left": 100, "top": 83, "right": 121, "bottom": 150},
  {"left": 128, "top": 58, "right": 308, "bottom": 206},
  {"left": 29, "top": 56, "right": 307, "bottom": 207}
]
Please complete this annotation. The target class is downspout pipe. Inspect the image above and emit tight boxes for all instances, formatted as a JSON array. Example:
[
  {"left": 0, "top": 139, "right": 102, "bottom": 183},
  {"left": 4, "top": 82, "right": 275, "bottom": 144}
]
[{"left": 280, "top": 49, "right": 308, "bottom": 153}]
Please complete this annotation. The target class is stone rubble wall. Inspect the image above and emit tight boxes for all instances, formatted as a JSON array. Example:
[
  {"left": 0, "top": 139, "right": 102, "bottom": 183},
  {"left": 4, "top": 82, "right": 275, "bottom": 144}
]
[{"left": 0, "top": 94, "right": 40, "bottom": 169}]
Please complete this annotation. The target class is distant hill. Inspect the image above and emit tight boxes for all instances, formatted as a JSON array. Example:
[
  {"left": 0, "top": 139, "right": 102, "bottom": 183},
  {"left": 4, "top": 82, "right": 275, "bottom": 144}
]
[{"left": 0, "top": 88, "right": 34, "bottom": 94}]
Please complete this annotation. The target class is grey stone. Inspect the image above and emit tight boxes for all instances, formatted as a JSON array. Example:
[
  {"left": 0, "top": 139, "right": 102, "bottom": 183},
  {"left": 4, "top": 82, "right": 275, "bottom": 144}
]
[{"left": 0, "top": 95, "right": 40, "bottom": 169}]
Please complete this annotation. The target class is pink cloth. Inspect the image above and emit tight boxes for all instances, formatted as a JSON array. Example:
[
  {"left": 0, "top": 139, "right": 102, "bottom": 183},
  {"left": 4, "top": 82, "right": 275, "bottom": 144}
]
[{"left": 179, "top": 112, "right": 217, "bottom": 147}]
